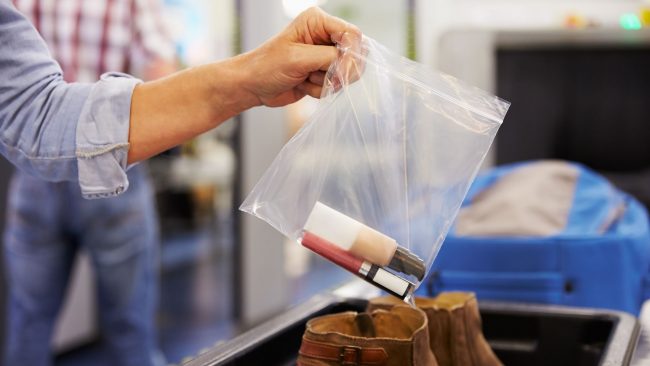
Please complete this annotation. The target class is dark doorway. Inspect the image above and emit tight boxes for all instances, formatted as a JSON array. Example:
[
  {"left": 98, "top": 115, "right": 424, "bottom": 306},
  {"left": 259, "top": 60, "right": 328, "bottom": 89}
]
[{"left": 496, "top": 47, "right": 650, "bottom": 207}]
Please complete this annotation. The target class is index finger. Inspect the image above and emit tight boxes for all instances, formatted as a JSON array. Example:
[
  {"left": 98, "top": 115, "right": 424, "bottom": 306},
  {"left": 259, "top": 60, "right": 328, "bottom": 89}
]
[{"left": 293, "top": 7, "right": 362, "bottom": 51}]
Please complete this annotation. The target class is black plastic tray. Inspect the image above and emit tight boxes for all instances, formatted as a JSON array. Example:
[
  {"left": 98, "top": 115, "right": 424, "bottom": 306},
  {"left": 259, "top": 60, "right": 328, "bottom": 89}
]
[{"left": 182, "top": 294, "right": 639, "bottom": 366}]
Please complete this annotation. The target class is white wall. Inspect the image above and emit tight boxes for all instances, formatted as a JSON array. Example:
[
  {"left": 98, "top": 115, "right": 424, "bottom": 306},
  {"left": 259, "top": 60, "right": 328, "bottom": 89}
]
[
  {"left": 416, "top": 0, "right": 645, "bottom": 68},
  {"left": 239, "top": 0, "right": 290, "bottom": 326}
]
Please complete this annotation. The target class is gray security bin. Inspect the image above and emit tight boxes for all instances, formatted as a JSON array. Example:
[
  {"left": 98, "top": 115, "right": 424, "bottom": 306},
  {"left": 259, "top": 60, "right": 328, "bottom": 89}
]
[{"left": 182, "top": 294, "right": 639, "bottom": 366}]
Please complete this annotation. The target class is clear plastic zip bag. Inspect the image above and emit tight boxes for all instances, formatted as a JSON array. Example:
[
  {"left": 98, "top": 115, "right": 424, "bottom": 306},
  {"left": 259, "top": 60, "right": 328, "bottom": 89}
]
[{"left": 241, "top": 36, "right": 510, "bottom": 302}]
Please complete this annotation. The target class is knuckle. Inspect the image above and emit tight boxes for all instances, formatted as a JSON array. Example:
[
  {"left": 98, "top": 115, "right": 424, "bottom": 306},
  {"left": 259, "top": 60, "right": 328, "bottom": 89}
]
[
  {"left": 300, "top": 6, "right": 321, "bottom": 20},
  {"left": 306, "top": 6, "right": 322, "bottom": 15}
]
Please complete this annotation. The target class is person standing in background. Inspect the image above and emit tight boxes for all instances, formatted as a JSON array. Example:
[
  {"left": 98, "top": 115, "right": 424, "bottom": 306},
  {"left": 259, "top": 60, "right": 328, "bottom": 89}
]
[{"left": 5, "top": 0, "right": 176, "bottom": 365}]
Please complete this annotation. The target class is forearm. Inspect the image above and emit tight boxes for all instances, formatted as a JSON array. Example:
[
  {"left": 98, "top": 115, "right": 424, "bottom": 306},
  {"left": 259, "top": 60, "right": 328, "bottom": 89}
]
[{"left": 128, "top": 55, "right": 259, "bottom": 163}]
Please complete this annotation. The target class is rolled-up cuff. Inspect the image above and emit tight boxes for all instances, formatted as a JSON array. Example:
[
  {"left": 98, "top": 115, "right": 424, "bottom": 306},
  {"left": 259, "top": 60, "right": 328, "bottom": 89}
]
[{"left": 76, "top": 72, "right": 142, "bottom": 199}]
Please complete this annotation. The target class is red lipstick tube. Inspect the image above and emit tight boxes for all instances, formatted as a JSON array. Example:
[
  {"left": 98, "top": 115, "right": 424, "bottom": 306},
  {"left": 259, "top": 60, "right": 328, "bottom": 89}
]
[{"left": 301, "top": 231, "right": 414, "bottom": 300}]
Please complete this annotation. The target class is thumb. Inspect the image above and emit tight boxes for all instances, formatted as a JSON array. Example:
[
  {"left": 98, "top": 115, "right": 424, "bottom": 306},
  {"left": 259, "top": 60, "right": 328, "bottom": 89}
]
[{"left": 293, "top": 43, "right": 339, "bottom": 74}]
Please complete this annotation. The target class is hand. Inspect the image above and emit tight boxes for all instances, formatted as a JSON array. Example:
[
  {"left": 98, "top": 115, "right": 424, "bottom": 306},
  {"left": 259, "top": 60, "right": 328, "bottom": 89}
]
[
  {"left": 128, "top": 7, "right": 362, "bottom": 164},
  {"left": 238, "top": 7, "right": 362, "bottom": 107}
]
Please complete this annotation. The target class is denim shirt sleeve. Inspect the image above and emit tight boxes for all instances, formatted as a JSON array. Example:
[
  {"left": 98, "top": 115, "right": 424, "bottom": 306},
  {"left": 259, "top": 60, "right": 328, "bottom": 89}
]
[
  {"left": 76, "top": 73, "right": 140, "bottom": 199},
  {"left": 0, "top": 0, "right": 139, "bottom": 199}
]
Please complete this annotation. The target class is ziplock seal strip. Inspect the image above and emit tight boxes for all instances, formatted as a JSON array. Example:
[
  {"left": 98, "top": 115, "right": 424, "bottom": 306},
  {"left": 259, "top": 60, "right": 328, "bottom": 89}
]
[{"left": 340, "top": 48, "right": 508, "bottom": 125}]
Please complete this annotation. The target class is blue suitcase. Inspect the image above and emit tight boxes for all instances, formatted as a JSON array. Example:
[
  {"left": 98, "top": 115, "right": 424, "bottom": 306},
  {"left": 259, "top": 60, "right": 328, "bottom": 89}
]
[{"left": 418, "top": 161, "right": 650, "bottom": 315}]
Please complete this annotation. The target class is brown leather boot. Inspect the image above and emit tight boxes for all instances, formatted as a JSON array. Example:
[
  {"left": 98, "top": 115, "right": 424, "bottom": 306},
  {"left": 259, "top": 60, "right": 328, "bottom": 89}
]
[
  {"left": 297, "top": 305, "right": 438, "bottom": 366},
  {"left": 367, "top": 292, "right": 502, "bottom": 366}
]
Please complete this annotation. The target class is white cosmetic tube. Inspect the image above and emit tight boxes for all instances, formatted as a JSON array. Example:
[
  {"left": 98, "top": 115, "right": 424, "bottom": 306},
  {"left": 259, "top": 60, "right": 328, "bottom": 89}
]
[{"left": 303, "top": 202, "right": 398, "bottom": 266}]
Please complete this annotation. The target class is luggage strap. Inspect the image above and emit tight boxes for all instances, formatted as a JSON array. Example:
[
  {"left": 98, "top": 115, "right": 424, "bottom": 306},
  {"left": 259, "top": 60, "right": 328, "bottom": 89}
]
[{"left": 299, "top": 338, "right": 388, "bottom": 365}]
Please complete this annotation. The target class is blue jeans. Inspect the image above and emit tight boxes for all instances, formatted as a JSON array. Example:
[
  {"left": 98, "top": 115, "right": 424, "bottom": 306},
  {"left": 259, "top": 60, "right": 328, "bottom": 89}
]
[{"left": 4, "top": 165, "right": 160, "bottom": 366}]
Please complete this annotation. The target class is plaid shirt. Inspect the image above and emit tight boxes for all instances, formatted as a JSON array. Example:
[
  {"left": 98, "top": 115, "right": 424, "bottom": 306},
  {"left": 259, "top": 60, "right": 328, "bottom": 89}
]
[{"left": 13, "top": 0, "right": 175, "bottom": 82}]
